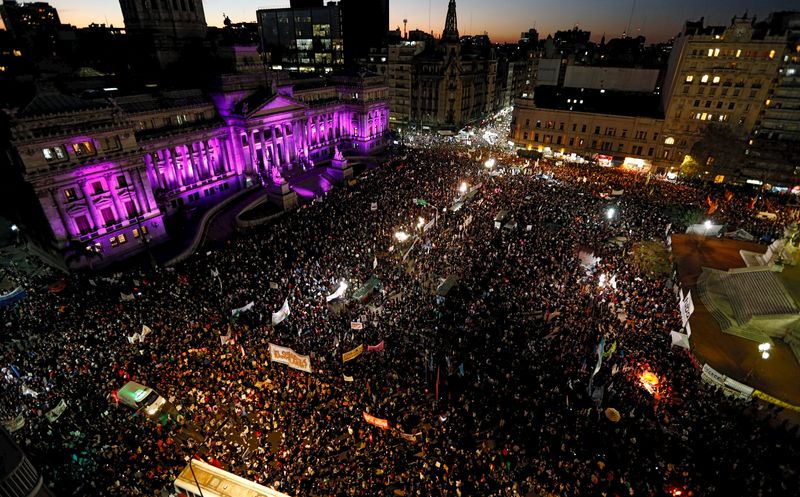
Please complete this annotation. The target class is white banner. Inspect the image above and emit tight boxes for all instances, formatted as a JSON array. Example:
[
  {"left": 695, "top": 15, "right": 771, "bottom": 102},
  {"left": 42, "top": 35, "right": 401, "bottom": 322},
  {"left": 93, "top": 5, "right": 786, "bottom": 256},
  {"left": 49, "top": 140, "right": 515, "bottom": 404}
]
[
  {"left": 45, "top": 399, "right": 67, "bottom": 423},
  {"left": 371, "top": 202, "right": 378, "bottom": 211},
  {"left": 120, "top": 293, "right": 135, "bottom": 302},
  {"left": 701, "top": 364, "right": 726, "bottom": 387},
  {"left": 4, "top": 413, "right": 24, "bottom": 432},
  {"left": 326, "top": 282, "right": 348, "bottom": 303},
  {"left": 351, "top": 321, "right": 364, "bottom": 330},
  {"left": 269, "top": 343, "right": 311, "bottom": 373},
  {"left": 271, "top": 298, "right": 290, "bottom": 325},
  {"left": 670, "top": 331, "right": 690, "bottom": 349},
  {"left": 231, "top": 302, "right": 254, "bottom": 316}
]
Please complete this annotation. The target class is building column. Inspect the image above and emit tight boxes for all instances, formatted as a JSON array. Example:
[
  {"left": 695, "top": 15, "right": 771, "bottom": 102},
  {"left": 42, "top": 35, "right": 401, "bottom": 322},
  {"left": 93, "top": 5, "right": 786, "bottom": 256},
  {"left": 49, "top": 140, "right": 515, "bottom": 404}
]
[
  {"left": 78, "top": 181, "right": 104, "bottom": 228},
  {"left": 259, "top": 129, "right": 268, "bottom": 174},
  {"left": 106, "top": 175, "right": 128, "bottom": 219},
  {"left": 271, "top": 125, "right": 281, "bottom": 168},
  {"left": 47, "top": 189, "right": 71, "bottom": 238}
]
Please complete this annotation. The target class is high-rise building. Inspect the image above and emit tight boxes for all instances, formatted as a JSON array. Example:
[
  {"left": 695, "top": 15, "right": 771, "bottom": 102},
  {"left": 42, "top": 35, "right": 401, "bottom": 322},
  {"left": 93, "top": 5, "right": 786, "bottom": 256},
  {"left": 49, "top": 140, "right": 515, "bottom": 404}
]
[
  {"left": 660, "top": 15, "right": 788, "bottom": 181},
  {"left": 388, "top": 40, "right": 426, "bottom": 127},
  {"left": 340, "top": 0, "right": 389, "bottom": 67},
  {"left": 257, "top": 2, "right": 344, "bottom": 73},
  {"left": 119, "top": 0, "right": 207, "bottom": 69},
  {"left": 290, "top": 0, "right": 324, "bottom": 7}
]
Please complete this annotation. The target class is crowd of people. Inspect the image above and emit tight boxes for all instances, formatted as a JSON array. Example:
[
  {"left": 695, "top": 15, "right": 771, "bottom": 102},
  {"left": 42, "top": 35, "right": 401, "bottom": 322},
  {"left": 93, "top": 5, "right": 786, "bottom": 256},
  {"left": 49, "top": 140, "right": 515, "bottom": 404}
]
[{"left": 2, "top": 124, "right": 799, "bottom": 497}]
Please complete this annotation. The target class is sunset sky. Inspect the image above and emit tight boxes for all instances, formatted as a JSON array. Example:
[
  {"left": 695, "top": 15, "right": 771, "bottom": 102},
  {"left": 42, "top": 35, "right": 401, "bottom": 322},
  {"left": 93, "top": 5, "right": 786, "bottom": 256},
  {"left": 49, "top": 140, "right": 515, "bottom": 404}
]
[{"left": 49, "top": 0, "right": 798, "bottom": 44}]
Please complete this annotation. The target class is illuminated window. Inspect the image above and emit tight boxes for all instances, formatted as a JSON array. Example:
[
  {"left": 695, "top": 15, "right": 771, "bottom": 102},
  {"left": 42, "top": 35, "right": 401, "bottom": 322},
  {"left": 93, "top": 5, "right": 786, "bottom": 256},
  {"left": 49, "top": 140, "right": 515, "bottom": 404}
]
[
  {"left": 71, "top": 141, "right": 95, "bottom": 157},
  {"left": 117, "top": 234, "right": 127, "bottom": 244},
  {"left": 714, "top": 48, "right": 720, "bottom": 57},
  {"left": 707, "top": 48, "right": 714, "bottom": 57},
  {"left": 110, "top": 236, "right": 119, "bottom": 247},
  {"left": 664, "top": 137, "right": 675, "bottom": 145},
  {"left": 712, "top": 76, "right": 720, "bottom": 84},
  {"left": 701, "top": 74, "right": 709, "bottom": 83},
  {"left": 769, "top": 50, "right": 776, "bottom": 59},
  {"left": 766, "top": 99, "right": 772, "bottom": 106},
  {"left": 64, "top": 188, "right": 77, "bottom": 202},
  {"left": 685, "top": 75, "right": 694, "bottom": 83},
  {"left": 701, "top": 112, "right": 708, "bottom": 120}
]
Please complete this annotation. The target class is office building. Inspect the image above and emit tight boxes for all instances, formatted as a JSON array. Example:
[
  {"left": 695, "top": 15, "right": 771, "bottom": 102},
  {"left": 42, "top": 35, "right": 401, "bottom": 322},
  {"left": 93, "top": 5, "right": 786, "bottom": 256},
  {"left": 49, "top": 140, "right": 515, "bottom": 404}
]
[{"left": 257, "top": 2, "right": 344, "bottom": 73}]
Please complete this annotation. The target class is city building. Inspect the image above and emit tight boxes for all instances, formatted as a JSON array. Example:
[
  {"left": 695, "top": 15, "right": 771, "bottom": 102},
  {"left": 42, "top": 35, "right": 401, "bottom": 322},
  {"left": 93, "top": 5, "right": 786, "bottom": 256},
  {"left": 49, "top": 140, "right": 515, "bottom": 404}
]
[
  {"left": 119, "top": 0, "right": 208, "bottom": 69},
  {"left": 511, "top": 86, "right": 666, "bottom": 170},
  {"left": 3, "top": 72, "right": 389, "bottom": 269},
  {"left": 661, "top": 15, "right": 789, "bottom": 182},
  {"left": 0, "top": 427, "right": 55, "bottom": 497},
  {"left": 387, "top": 40, "right": 426, "bottom": 128},
  {"left": 257, "top": 2, "right": 344, "bottom": 73},
  {"left": 0, "top": 1, "right": 60, "bottom": 37},
  {"left": 391, "top": 0, "right": 499, "bottom": 131}
]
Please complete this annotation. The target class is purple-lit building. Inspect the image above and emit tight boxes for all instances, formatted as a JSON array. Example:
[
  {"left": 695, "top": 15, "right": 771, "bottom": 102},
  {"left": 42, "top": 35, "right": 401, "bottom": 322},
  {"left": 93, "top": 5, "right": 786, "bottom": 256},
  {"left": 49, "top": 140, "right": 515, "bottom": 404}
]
[{"left": 5, "top": 72, "right": 389, "bottom": 269}]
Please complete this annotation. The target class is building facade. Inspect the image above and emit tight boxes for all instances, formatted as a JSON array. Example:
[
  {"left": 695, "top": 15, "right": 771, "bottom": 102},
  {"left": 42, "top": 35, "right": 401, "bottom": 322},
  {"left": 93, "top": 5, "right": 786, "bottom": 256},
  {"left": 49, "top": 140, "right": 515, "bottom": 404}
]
[
  {"left": 511, "top": 96, "right": 666, "bottom": 170},
  {"left": 257, "top": 2, "right": 344, "bottom": 73},
  {"left": 4, "top": 73, "right": 389, "bottom": 268},
  {"left": 119, "top": 0, "right": 208, "bottom": 69},
  {"left": 387, "top": 40, "right": 426, "bottom": 127},
  {"left": 391, "top": 0, "right": 499, "bottom": 131},
  {"left": 660, "top": 15, "right": 789, "bottom": 181}
]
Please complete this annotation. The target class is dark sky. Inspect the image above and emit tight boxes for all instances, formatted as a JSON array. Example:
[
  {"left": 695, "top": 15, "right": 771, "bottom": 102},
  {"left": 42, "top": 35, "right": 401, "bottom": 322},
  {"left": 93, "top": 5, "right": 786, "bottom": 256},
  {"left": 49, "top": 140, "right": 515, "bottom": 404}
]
[{"left": 51, "top": 0, "right": 798, "bottom": 43}]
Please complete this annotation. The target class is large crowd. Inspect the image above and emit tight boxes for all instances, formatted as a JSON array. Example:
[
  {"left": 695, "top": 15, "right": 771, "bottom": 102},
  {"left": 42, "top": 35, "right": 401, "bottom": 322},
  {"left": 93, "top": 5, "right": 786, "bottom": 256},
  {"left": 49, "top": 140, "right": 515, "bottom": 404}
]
[{"left": 2, "top": 125, "right": 799, "bottom": 497}]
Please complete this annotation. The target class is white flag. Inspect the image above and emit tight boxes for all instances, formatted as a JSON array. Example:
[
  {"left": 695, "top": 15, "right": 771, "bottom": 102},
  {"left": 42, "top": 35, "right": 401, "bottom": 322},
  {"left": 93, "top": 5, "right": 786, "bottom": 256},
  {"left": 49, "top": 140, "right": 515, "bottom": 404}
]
[
  {"left": 373, "top": 257, "right": 378, "bottom": 270},
  {"left": 231, "top": 302, "right": 255, "bottom": 316},
  {"left": 120, "top": 293, "right": 135, "bottom": 302},
  {"left": 22, "top": 385, "right": 39, "bottom": 397},
  {"left": 271, "top": 298, "right": 290, "bottom": 326},
  {"left": 326, "top": 281, "right": 348, "bottom": 302}
]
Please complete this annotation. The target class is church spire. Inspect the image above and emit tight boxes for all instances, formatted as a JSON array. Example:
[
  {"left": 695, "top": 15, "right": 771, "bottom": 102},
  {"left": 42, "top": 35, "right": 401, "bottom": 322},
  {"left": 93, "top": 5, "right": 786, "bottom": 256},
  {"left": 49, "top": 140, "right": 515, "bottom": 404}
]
[{"left": 442, "top": 0, "right": 459, "bottom": 42}]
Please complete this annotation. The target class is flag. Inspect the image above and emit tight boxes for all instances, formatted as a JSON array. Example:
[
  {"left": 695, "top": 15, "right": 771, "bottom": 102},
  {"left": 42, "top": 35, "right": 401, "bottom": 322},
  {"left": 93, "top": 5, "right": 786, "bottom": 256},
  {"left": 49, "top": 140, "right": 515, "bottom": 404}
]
[
  {"left": 231, "top": 302, "right": 255, "bottom": 317},
  {"left": 211, "top": 268, "right": 220, "bottom": 278},
  {"left": 326, "top": 282, "right": 348, "bottom": 302},
  {"left": 120, "top": 293, "right": 135, "bottom": 302},
  {"left": 21, "top": 385, "right": 39, "bottom": 397},
  {"left": 45, "top": 399, "right": 68, "bottom": 423},
  {"left": 373, "top": 256, "right": 378, "bottom": 270},
  {"left": 591, "top": 336, "right": 605, "bottom": 380},
  {"left": 371, "top": 202, "right": 378, "bottom": 211},
  {"left": 220, "top": 325, "right": 232, "bottom": 346},
  {"left": 748, "top": 196, "right": 758, "bottom": 210},
  {"left": 724, "top": 190, "right": 734, "bottom": 202},
  {"left": 367, "top": 341, "right": 384, "bottom": 353},
  {"left": 603, "top": 340, "right": 617, "bottom": 358},
  {"left": 271, "top": 299, "right": 290, "bottom": 325},
  {"left": 269, "top": 282, "right": 279, "bottom": 290},
  {"left": 141, "top": 325, "right": 152, "bottom": 340},
  {"left": 239, "top": 344, "right": 247, "bottom": 358},
  {"left": 351, "top": 321, "right": 364, "bottom": 330},
  {"left": 435, "top": 366, "right": 441, "bottom": 400},
  {"left": 344, "top": 374, "right": 354, "bottom": 382},
  {"left": 706, "top": 195, "right": 718, "bottom": 215}
]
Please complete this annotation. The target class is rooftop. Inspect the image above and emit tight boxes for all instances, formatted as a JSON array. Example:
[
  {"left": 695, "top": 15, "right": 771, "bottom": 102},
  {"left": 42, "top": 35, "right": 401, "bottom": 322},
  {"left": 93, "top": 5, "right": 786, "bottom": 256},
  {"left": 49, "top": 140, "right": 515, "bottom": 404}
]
[{"left": 532, "top": 86, "right": 663, "bottom": 119}]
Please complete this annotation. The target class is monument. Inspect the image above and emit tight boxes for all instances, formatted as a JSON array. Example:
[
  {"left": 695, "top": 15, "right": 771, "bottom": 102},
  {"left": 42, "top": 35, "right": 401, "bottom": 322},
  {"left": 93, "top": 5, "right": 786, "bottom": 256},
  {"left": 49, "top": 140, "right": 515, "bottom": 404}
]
[
  {"left": 265, "top": 156, "right": 298, "bottom": 211},
  {"left": 326, "top": 146, "right": 354, "bottom": 182}
]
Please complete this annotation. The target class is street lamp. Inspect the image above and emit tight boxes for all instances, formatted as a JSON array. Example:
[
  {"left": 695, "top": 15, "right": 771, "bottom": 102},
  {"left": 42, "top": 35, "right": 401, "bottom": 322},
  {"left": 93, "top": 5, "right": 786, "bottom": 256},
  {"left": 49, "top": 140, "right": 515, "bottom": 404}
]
[
  {"left": 394, "top": 231, "right": 410, "bottom": 242},
  {"left": 416, "top": 217, "right": 425, "bottom": 230},
  {"left": 459, "top": 182, "right": 468, "bottom": 194},
  {"left": 606, "top": 208, "right": 616, "bottom": 220},
  {"left": 10, "top": 224, "right": 18, "bottom": 232},
  {"left": 704, "top": 220, "right": 712, "bottom": 230},
  {"left": 484, "top": 158, "right": 496, "bottom": 168},
  {"left": 758, "top": 342, "right": 771, "bottom": 359}
]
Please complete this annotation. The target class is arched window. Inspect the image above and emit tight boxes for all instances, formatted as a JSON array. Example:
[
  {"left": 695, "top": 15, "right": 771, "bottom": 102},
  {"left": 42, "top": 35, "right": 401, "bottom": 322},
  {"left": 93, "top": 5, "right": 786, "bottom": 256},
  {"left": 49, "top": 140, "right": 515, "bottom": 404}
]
[{"left": 664, "top": 137, "right": 675, "bottom": 145}]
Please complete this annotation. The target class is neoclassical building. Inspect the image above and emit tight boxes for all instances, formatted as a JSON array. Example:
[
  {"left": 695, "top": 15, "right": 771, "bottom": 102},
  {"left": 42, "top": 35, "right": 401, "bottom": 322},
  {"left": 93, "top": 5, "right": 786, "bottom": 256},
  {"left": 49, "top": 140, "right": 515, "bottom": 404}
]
[{"left": 4, "top": 73, "right": 389, "bottom": 268}]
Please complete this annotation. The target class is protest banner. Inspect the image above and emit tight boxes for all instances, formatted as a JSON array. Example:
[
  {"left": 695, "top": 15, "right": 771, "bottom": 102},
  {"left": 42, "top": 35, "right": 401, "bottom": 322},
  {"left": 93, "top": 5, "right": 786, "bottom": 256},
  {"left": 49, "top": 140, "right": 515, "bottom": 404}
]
[
  {"left": 342, "top": 344, "right": 364, "bottom": 363},
  {"left": 45, "top": 399, "right": 67, "bottom": 422},
  {"left": 367, "top": 341, "right": 385, "bottom": 353},
  {"left": 269, "top": 343, "right": 312, "bottom": 373},
  {"left": 351, "top": 321, "right": 364, "bottom": 330},
  {"left": 231, "top": 302, "right": 254, "bottom": 316},
  {"left": 363, "top": 411, "right": 390, "bottom": 429},
  {"left": 3, "top": 413, "right": 25, "bottom": 433}
]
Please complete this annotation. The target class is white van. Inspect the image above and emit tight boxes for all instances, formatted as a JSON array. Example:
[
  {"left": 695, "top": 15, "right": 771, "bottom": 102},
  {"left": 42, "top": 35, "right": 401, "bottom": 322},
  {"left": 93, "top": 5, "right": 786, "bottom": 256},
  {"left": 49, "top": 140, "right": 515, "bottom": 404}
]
[{"left": 116, "top": 381, "right": 167, "bottom": 417}]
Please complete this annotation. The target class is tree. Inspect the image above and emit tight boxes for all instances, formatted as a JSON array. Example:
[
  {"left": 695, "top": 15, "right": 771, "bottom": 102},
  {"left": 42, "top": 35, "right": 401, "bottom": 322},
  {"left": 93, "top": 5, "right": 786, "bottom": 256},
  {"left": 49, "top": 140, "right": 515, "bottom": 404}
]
[{"left": 684, "top": 123, "right": 748, "bottom": 183}]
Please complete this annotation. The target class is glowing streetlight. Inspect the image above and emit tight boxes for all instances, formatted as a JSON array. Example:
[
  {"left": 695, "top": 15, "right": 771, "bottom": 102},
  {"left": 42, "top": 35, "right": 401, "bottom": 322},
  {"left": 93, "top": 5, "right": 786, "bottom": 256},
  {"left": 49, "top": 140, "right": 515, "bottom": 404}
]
[
  {"left": 394, "top": 231, "right": 410, "bottom": 242},
  {"left": 761, "top": 351, "right": 770, "bottom": 359},
  {"left": 459, "top": 182, "right": 468, "bottom": 194},
  {"left": 484, "top": 158, "right": 496, "bottom": 168},
  {"left": 606, "top": 208, "right": 615, "bottom": 220},
  {"left": 10, "top": 224, "right": 19, "bottom": 232},
  {"left": 416, "top": 217, "right": 425, "bottom": 229},
  {"left": 704, "top": 220, "right": 712, "bottom": 230},
  {"left": 759, "top": 342, "right": 771, "bottom": 359}
]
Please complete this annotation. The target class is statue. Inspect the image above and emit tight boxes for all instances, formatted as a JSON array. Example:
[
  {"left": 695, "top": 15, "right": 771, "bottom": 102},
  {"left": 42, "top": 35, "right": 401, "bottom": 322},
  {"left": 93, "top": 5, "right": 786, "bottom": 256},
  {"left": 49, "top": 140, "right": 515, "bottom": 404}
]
[
  {"left": 264, "top": 153, "right": 283, "bottom": 185},
  {"left": 333, "top": 146, "right": 345, "bottom": 162}
]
